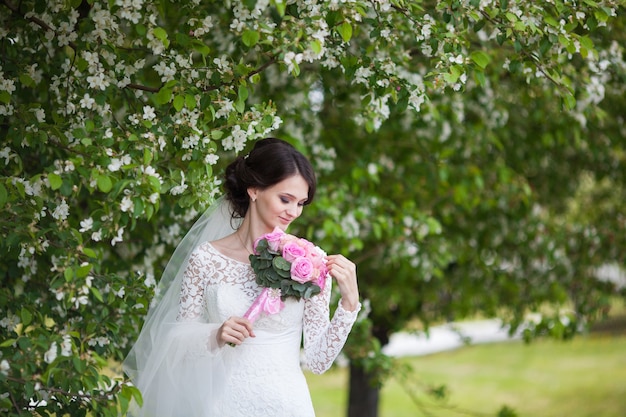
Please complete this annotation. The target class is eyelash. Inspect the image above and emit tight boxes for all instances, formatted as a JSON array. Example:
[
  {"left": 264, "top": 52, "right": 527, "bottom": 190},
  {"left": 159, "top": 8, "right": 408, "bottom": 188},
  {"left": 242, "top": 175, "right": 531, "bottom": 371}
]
[{"left": 280, "top": 197, "right": 306, "bottom": 206}]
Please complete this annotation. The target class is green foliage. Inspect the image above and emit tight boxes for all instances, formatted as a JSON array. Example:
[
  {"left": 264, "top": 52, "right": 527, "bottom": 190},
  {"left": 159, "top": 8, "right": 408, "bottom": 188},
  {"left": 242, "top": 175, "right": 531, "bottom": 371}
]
[{"left": 0, "top": 0, "right": 624, "bottom": 415}]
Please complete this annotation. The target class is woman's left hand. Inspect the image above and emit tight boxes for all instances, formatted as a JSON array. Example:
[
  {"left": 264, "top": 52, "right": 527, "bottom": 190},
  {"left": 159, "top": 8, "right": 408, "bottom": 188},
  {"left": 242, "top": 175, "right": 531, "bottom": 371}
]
[{"left": 325, "top": 254, "right": 360, "bottom": 311}]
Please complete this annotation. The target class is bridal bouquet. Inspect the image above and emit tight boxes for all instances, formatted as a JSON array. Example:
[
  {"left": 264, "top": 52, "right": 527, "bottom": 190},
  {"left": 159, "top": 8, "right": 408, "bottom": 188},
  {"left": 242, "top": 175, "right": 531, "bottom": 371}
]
[{"left": 242, "top": 227, "right": 329, "bottom": 323}]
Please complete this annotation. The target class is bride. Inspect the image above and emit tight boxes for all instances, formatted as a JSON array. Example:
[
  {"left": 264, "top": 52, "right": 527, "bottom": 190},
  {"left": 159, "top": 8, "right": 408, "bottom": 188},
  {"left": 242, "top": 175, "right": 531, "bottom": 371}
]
[{"left": 123, "top": 138, "right": 361, "bottom": 416}]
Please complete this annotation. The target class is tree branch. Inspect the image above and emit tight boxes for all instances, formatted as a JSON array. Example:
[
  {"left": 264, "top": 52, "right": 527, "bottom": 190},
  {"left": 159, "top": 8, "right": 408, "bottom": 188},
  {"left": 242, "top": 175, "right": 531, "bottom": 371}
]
[
  {"left": 125, "top": 83, "right": 161, "bottom": 93},
  {"left": 203, "top": 56, "right": 278, "bottom": 92},
  {"left": 1, "top": 0, "right": 77, "bottom": 50},
  {"left": 6, "top": 375, "right": 122, "bottom": 404},
  {"left": 124, "top": 57, "right": 278, "bottom": 94}
]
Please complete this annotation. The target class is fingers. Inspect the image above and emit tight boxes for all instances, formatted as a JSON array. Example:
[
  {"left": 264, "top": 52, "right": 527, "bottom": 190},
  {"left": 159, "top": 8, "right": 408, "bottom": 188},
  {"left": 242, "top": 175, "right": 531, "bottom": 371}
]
[
  {"left": 326, "top": 254, "right": 356, "bottom": 277},
  {"left": 218, "top": 316, "right": 255, "bottom": 346},
  {"left": 325, "top": 254, "right": 360, "bottom": 311}
]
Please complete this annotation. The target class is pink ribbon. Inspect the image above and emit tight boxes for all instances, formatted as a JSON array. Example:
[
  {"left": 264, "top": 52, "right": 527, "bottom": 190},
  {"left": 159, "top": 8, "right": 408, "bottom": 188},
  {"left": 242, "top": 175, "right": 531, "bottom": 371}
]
[{"left": 243, "top": 287, "right": 285, "bottom": 323}]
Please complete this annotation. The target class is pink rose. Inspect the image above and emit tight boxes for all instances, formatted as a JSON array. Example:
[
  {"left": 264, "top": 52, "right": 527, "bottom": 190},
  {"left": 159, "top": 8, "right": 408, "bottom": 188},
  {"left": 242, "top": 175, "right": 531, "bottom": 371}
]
[
  {"left": 263, "top": 227, "right": 285, "bottom": 252},
  {"left": 280, "top": 233, "right": 298, "bottom": 248},
  {"left": 291, "top": 257, "right": 314, "bottom": 283},
  {"left": 315, "top": 269, "right": 328, "bottom": 291},
  {"left": 307, "top": 247, "right": 325, "bottom": 269},
  {"left": 282, "top": 241, "right": 306, "bottom": 262}
]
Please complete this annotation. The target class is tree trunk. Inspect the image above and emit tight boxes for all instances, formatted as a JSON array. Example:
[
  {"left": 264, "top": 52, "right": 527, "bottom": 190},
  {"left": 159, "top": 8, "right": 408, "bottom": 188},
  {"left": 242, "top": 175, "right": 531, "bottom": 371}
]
[{"left": 347, "top": 363, "right": 380, "bottom": 417}]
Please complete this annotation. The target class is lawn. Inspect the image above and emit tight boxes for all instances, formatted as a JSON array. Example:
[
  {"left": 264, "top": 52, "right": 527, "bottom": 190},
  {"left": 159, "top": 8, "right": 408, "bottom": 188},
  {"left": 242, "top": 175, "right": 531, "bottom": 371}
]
[{"left": 306, "top": 332, "right": 626, "bottom": 417}]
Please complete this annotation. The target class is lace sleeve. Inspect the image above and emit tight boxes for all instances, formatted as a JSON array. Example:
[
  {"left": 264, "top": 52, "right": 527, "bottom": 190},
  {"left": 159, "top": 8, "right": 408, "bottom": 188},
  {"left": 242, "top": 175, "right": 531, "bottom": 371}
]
[
  {"left": 302, "top": 277, "right": 361, "bottom": 374},
  {"left": 174, "top": 244, "right": 222, "bottom": 354}
]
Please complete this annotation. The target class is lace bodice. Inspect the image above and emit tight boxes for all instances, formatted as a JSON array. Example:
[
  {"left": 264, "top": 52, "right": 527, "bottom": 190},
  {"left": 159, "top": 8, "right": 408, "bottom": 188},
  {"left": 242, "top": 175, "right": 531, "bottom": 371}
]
[{"left": 172, "top": 242, "right": 360, "bottom": 416}]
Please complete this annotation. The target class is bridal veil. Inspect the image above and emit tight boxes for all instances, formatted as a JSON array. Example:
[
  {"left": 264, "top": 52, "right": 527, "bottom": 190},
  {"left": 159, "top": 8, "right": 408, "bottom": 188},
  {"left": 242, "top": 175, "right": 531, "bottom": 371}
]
[{"left": 123, "top": 197, "right": 241, "bottom": 417}]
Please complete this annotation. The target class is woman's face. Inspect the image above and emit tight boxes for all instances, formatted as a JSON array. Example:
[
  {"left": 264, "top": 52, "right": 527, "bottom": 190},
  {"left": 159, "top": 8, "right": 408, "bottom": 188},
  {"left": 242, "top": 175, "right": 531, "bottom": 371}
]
[{"left": 249, "top": 174, "right": 309, "bottom": 231}]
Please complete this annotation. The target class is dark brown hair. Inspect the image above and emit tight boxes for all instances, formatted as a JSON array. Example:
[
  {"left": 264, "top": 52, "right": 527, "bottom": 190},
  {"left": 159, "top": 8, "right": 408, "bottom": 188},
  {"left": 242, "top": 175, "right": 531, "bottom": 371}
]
[{"left": 224, "top": 138, "right": 317, "bottom": 218}]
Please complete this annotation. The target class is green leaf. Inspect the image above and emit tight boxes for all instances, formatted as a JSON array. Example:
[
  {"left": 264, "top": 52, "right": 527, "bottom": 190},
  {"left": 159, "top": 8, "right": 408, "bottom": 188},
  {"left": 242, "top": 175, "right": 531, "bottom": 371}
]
[
  {"left": 133, "top": 197, "right": 144, "bottom": 217},
  {"left": 234, "top": 98, "right": 245, "bottom": 114},
  {"left": 76, "top": 263, "right": 92, "bottom": 278},
  {"left": 238, "top": 85, "right": 249, "bottom": 102},
  {"left": 19, "top": 73, "right": 35, "bottom": 87},
  {"left": 173, "top": 95, "right": 184, "bottom": 112},
  {"left": 135, "top": 23, "right": 146, "bottom": 36},
  {"left": 21, "top": 308, "right": 33, "bottom": 327},
  {"left": 470, "top": 51, "right": 490, "bottom": 69},
  {"left": 273, "top": 256, "right": 291, "bottom": 271},
  {"left": 90, "top": 286, "right": 104, "bottom": 303},
  {"left": 309, "top": 39, "right": 322, "bottom": 54},
  {"left": 271, "top": 0, "right": 286, "bottom": 16},
  {"left": 143, "top": 149, "right": 153, "bottom": 165},
  {"left": 0, "top": 183, "right": 6, "bottom": 208},
  {"left": 0, "top": 338, "right": 16, "bottom": 348},
  {"left": 191, "top": 40, "right": 211, "bottom": 58},
  {"left": 97, "top": 175, "right": 113, "bottom": 193},
  {"left": 242, "top": 29, "right": 260, "bottom": 47},
  {"left": 152, "top": 27, "right": 170, "bottom": 47},
  {"left": 64, "top": 267, "right": 74, "bottom": 282},
  {"left": 337, "top": 21, "right": 353, "bottom": 42},
  {"left": 0, "top": 91, "right": 10, "bottom": 104},
  {"left": 185, "top": 94, "right": 196, "bottom": 110},
  {"left": 48, "top": 173, "right": 63, "bottom": 190},
  {"left": 154, "top": 87, "right": 173, "bottom": 105},
  {"left": 563, "top": 92, "right": 576, "bottom": 110}
]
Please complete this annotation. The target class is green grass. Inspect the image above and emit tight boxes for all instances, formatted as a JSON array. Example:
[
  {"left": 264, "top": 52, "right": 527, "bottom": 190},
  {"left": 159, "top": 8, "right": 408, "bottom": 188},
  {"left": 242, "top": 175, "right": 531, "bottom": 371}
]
[{"left": 306, "top": 333, "right": 626, "bottom": 417}]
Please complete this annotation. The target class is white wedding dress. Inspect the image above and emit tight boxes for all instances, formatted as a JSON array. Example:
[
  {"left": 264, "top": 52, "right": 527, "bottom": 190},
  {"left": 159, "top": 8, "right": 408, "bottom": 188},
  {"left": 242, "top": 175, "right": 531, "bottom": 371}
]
[{"left": 128, "top": 241, "right": 359, "bottom": 417}]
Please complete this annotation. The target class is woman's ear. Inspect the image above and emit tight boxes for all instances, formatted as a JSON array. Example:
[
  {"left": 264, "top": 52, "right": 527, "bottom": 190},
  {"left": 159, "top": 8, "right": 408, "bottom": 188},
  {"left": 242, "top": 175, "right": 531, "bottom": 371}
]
[{"left": 247, "top": 187, "right": 258, "bottom": 203}]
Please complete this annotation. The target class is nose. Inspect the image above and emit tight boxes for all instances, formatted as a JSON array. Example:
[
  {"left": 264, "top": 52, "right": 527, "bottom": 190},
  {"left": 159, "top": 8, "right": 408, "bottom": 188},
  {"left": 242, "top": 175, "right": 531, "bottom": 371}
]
[{"left": 285, "top": 203, "right": 299, "bottom": 218}]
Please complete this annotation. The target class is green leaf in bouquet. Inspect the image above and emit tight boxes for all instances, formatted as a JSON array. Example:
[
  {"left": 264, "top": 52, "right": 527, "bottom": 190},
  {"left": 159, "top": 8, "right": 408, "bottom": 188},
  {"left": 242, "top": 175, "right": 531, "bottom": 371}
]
[
  {"left": 273, "top": 256, "right": 290, "bottom": 271},
  {"left": 266, "top": 268, "right": 282, "bottom": 283},
  {"left": 304, "top": 285, "right": 320, "bottom": 299},
  {"left": 259, "top": 247, "right": 275, "bottom": 260},
  {"left": 276, "top": 267, "right": 291, "bottom": 278},
  {"left": 255, "top": 239, "right": 269, "bottom": 252},
  {"left": 252, "top": 258, "right": 272, "bottom": 270}
]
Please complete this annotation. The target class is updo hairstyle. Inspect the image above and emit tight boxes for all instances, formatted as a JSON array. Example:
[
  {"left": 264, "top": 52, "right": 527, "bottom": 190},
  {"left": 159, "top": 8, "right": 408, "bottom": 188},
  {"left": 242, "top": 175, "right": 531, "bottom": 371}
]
[{"left": 224, "top": 138, "right": 317, "bottom": 219}]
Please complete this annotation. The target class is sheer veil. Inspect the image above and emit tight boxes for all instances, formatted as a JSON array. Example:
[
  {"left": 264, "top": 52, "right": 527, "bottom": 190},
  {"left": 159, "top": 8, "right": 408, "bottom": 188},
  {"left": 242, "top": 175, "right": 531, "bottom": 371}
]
[{"left": 123, "top": 196, "right": 241, "bottom": 417}]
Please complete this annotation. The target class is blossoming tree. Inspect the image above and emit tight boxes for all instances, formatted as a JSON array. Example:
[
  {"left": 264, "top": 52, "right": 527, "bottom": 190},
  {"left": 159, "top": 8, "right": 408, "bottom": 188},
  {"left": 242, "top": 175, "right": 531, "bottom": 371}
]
[{"left": 1, "top": 0, "right": 624, "bottom": 416}]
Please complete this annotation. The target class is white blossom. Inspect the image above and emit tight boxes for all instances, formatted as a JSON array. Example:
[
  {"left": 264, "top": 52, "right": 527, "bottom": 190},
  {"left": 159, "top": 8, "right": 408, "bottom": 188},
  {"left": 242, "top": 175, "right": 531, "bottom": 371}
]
[
  {"left": 87, "top": 72, "right": 109, "bottom": 90},
  {"left": 0, "top": 146, "right": 16, "bottom": 165},
  {"left": 0, "top": 359, "right": 9, "bottom": 376},
  {"left": 0, "top": 313, "right": 20, "bottom": 330},
  {"left": 111, "top": 226, "right": 125, "bottom": 246},
  {"left": 44, "top": 342, "right": 58, "bottom": 364},
  {"left": 120, "top": 195, "right": 134, "bottom": 212},
  {"left": 353, "top": 67, "right": 373, "bottom": 85},
  {"left": 79, "top": 217, "right": 93, "bottom": 233},
  {"left": 284, "top": 52, "right": 303, "bottom": 74},
  {"left": 79, "top": 93, "right": 96, "bottom": 110},
  {"left": 222, "top": 125, "right": 248, "bottom": 152},
  {"left": 143, "top": 105, "right": 156, "bottom": 121},
  {"left": 87, "top": 337, "right": 110, "bottom": 347},
  {"left": 91, "top": 230, "right": 102, "bottom": 242},
  {"left": 170, "top": 172, "right": 188, "bottom": 195},
  {"left": 52, "top": 199, "right": 70, "bottom": 221},
  {"left": 31, "top": 108, "right": 46, "bottom": 123},
  {"left": 205, "top": 153, "right": 219, "bottom": 165},
  {"left": 60, "top": 335, "right": 72, "bottom": 357}
]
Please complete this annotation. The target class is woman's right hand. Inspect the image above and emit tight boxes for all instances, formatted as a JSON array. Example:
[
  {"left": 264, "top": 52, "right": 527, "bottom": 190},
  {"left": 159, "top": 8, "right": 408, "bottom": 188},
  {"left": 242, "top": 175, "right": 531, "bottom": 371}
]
[{"left": 217, "top": 316, "right": 255, "bottom": 347}]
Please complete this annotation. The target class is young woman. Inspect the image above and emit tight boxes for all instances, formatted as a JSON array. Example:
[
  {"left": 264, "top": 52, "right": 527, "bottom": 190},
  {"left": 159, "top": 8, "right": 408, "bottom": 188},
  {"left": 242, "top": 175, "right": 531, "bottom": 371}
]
[{"left": 124, "top": 138, "right": 361, "bottom": 417}]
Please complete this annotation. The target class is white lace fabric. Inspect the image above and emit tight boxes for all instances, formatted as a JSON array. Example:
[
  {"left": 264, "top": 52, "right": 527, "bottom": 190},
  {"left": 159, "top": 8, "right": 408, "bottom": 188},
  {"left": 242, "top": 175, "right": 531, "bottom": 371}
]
[{"left": 159, "top": 242, "right": 360, "bottom": 416}]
